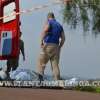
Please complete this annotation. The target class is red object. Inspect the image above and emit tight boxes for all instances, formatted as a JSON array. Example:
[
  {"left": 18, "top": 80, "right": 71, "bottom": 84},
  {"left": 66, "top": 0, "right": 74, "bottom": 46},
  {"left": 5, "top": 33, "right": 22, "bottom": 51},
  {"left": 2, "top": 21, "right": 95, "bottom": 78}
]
[{"left": 0, "top": 0, "right": 20, "bottom": 60}]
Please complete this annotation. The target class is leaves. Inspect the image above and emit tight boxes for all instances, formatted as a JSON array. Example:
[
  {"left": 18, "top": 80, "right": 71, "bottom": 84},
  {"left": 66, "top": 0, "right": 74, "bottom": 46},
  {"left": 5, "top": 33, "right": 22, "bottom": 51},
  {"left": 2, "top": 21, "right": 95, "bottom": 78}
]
[{"left": 63, "top": 0, "right": 100, "bottom": 34}]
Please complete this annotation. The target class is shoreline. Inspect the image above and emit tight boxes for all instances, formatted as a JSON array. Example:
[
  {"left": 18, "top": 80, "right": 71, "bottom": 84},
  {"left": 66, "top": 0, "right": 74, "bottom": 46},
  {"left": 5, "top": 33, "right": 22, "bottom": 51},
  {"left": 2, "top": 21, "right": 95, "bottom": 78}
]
[{"left": 0, "top": 87, "right": 100, "bottom": 100}]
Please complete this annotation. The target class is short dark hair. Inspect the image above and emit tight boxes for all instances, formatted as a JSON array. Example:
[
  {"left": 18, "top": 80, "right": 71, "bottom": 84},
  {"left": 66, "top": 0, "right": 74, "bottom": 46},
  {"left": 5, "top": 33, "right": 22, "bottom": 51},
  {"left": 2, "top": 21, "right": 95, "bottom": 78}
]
[{"left": 47, "top": 12, "right": 55, "bottom": 18}]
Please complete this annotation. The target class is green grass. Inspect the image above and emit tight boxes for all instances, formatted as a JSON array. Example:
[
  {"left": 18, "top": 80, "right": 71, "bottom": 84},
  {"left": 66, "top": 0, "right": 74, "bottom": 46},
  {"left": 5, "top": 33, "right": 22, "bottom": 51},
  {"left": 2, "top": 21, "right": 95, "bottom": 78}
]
[
  {"left": 95, "top": 87, "right": 100, "bottom": 93},
  {"left": 74, "top": 86, "right": 100, "bottom": 93}
]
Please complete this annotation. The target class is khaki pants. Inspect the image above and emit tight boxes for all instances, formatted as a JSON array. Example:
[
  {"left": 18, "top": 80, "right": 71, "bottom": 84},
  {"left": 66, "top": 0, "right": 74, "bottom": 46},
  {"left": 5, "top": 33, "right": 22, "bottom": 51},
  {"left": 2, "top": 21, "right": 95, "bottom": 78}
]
[{"left": 37, "top": 44, "right": 61, "bottom": 80}]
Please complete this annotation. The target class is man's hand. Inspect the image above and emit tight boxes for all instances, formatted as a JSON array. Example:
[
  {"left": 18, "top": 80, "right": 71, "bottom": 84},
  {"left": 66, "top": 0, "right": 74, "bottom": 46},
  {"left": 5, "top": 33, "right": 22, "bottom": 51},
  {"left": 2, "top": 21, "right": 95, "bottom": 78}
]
[
  {"left": 41, "top": 44, "right": 44, "bottom": 48},
  {"left": 41, "top": 40, "right": 44, "bottom": 48},
  {"left": 59, "top": 31, "right": 65, "bottom": 48}
]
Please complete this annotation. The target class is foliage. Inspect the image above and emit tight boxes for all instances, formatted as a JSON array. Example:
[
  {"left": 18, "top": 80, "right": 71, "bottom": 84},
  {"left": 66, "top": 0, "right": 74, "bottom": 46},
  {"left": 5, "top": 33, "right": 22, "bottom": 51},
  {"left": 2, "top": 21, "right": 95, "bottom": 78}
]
[
  {"left": 63, "top": 0, "right": 100, "bottom": 34},
  {"left": 75, "top": 86, "right": 100, "bottom": 93}
]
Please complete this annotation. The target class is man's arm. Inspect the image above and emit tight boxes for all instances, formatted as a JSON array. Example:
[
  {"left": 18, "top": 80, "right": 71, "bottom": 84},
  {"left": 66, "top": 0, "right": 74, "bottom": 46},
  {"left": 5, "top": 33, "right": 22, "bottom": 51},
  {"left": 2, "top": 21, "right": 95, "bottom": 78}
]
[
  {"left": 59, "top": 30, "right": 65, "bottom": 48},
  {"left": 20, "top": 40, "right": 25, "bottom": 61},
  {"left": 41, "top": 22, "right": 49, "bottom": 47}
]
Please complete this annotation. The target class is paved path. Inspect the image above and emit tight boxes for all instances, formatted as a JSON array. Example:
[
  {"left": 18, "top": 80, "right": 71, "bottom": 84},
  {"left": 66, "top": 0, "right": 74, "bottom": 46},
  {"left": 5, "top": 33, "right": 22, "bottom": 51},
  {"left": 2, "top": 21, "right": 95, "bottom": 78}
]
[{"left": 0, "top": 87, "right": 100, "bottom": 100}]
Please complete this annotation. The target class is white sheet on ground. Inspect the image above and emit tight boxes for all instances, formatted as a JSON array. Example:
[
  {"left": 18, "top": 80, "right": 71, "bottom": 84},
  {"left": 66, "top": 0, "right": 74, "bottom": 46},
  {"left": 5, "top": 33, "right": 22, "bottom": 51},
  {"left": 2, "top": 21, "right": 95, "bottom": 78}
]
[
  {"left": 0, "top": 70, "right": 7, "bottom": 80},
  {"left": 10, "top": 69, "right": 39, "bottom": 81}
]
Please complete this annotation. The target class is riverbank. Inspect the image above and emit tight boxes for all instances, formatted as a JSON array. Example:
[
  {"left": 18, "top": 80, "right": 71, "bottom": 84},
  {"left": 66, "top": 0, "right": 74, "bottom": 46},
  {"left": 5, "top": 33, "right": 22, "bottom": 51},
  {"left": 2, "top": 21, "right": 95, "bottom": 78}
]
[{"left": 0, "top": 87, "right": 100, "bottom": 100}]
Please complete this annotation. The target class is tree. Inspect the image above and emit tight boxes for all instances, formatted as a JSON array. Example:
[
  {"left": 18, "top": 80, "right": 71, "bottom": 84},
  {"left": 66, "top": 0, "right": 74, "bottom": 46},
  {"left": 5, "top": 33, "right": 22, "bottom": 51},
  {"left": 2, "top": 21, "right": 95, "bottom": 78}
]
[{"left": 63, "top": 0, "right": 100, "bottom": 34}]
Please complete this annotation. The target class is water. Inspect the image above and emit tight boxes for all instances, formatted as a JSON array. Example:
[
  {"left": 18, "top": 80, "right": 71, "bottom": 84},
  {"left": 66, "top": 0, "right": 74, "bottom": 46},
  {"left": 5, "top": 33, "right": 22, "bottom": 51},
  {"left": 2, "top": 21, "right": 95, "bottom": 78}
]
[{"left": 0, "top": 0, "right": 100, "bottom": 79}]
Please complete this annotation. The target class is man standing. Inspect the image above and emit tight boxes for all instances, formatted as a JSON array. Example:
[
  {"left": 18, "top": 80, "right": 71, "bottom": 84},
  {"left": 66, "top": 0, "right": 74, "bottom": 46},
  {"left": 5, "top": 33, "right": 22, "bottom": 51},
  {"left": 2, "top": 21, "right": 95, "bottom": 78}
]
[
  {"left": 37, "top": 12, "right": 65, "bottom": 80},
  {"left": 6, "top": 32, "right": 25, "bottom": 76}
]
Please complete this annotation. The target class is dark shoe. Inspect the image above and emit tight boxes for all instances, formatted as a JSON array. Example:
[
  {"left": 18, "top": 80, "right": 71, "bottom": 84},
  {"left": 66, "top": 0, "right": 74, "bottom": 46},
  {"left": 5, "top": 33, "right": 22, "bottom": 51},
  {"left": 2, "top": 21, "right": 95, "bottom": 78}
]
[{"left": 39, "top": 74, "right": 44, "bottom": 81}]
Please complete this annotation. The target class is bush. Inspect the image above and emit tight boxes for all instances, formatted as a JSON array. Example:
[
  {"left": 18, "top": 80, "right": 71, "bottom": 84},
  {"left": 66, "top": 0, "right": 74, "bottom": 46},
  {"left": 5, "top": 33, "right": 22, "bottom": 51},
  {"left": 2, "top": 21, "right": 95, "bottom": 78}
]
[
  {"left": 75, "top": 86, "right": 96, "bottom": 92},
  {"left": 96, "top": 87, "right": 100, "bottom": 93}
]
